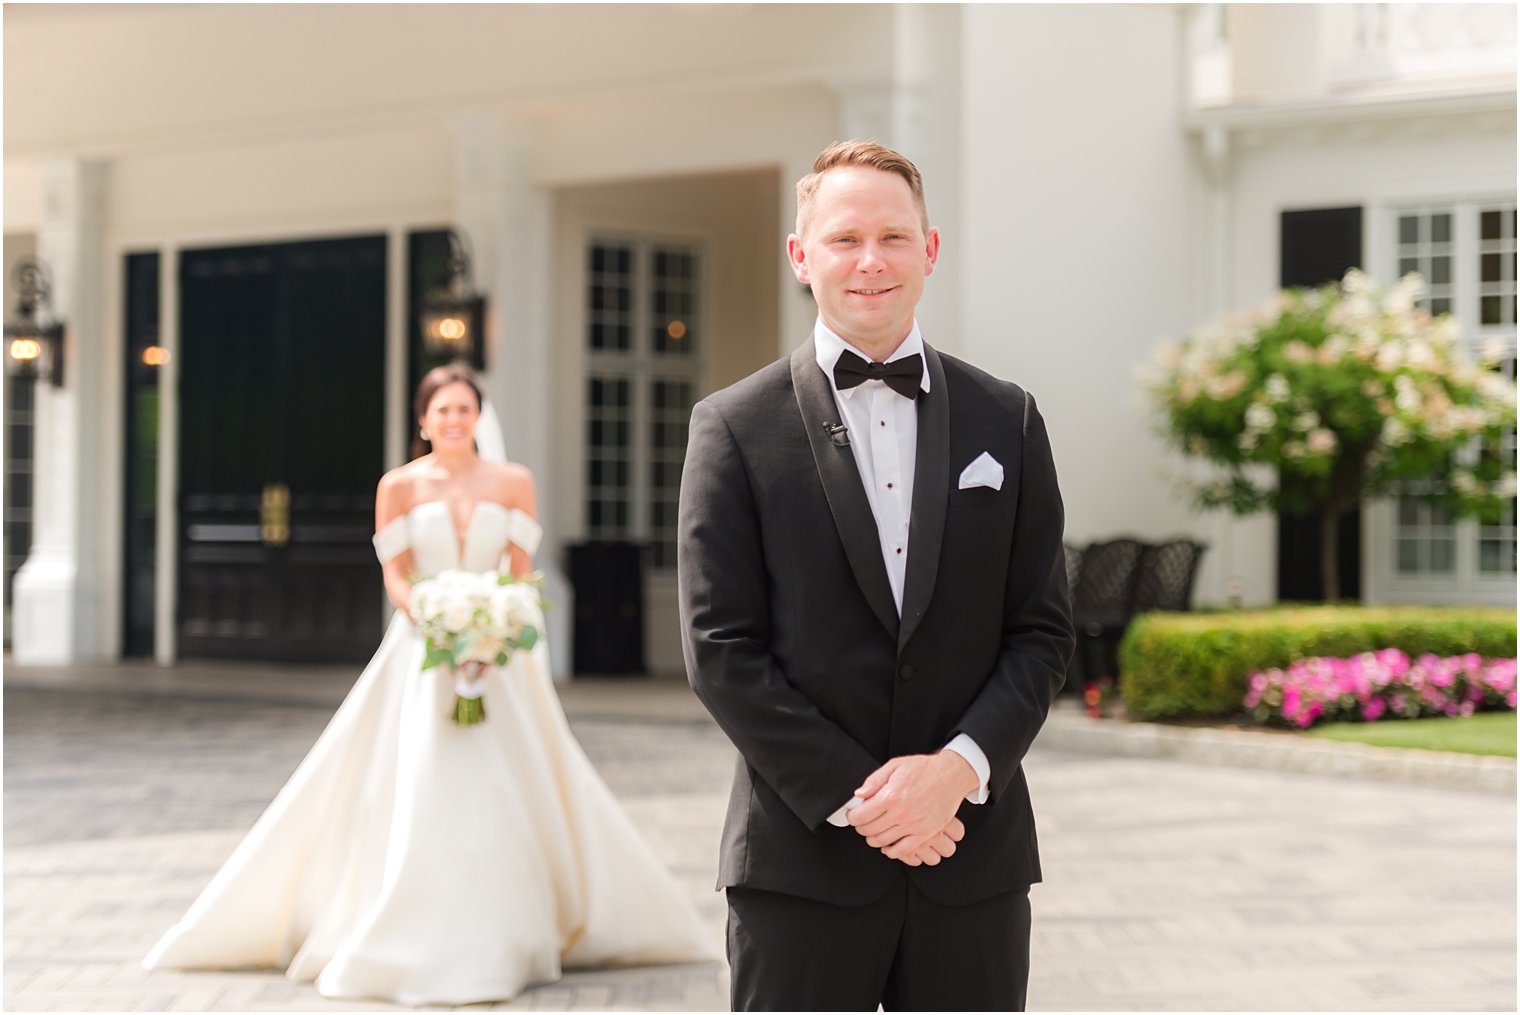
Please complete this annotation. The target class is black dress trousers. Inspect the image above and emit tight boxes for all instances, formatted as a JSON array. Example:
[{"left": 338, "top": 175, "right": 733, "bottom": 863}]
[{"left": 726, "top": 881, "right": 1032, "bottom": 1012}]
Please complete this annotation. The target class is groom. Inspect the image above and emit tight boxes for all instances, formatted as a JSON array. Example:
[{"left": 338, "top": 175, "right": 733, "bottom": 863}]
[{"left": 677, "top": 140, "right": 1074, "bottom": 1011}]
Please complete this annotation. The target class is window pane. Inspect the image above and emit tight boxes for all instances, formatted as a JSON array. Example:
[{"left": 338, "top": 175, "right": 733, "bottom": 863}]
[
  {"left": 1482, "top": 295, "right": 1503, "bottom": 325},
  {"left": 1397, "top": 496, "right": 1419, "bottom": 526},
  {"left": 1430, "top": 297, "right": 1452, "bottom": 317},
  {"left": 1482, "top": 210, "right": 1503, "bottom": 241},
  {"left": 1430, "top": 257, "right": 1451, "bottom": 285},
  {"left": 1431, "top": 214, "right": 1452, "bottom": 244},
  {"left": 1482, "top": 252, "right": 1503, "bottom": 283},
  {"left": 1479, "top": 540, "right": 1505, "bottom": 573},
  {"left": 650, "top": 244, "right": 698, "bottom": 358},
  {"left": 1399, "top": 216, "right": 1419, "bottom": 245},
  {"left": 1397, "top": 539, "right": 1420, "bottom": 573},
  {"left": 1430, "top": 539, "right": 1455, "bottom": 573},
  {"left": 1398, "top": 257, "right": 1420, "bottom": 278}
]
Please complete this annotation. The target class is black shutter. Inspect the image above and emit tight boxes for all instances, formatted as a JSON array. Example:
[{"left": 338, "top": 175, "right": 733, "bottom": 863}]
[{"left": 1277, "top": 206, "right": 1363, "bottom": 601}]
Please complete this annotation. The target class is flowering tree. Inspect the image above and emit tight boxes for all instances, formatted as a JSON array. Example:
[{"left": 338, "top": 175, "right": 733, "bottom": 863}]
[{"left": 1143, "top": 269, "right": 1516, "bottom": 601}]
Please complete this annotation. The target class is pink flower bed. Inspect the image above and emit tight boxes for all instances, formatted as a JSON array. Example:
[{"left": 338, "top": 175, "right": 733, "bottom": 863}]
[{"left": 1244, "top": 650, "right": 1518, "bottom": 728}]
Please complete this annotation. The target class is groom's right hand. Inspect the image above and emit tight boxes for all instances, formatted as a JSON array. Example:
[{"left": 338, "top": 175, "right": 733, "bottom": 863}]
[{"left": 891, "top": 816, "right": 965, "bottom": 867}]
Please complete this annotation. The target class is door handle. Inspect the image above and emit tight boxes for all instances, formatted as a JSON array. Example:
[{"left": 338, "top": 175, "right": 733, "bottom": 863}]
[{"left": 261, "top": 483, "right": 290, "bottom": 547}]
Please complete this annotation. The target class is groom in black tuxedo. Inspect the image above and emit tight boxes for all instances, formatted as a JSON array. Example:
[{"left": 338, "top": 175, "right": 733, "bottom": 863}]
[{"left": 677, "top": 140, "right": 1074, "bottom": 1011}]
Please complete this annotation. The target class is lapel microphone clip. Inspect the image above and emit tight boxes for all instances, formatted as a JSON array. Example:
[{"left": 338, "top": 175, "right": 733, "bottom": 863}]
[{"left": 823, "top": 421, "right": 850, "bottom": 448}]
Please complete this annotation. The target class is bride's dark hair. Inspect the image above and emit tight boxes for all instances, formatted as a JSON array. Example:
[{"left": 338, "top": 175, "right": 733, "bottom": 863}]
[{"left": 411, "top": 364, "right": 484, "bottom": 460}]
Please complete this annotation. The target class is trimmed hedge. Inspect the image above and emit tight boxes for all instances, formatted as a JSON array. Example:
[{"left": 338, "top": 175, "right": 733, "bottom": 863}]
[{"left": 1118, "top": 605, "right": 1517, "bottom": 721}]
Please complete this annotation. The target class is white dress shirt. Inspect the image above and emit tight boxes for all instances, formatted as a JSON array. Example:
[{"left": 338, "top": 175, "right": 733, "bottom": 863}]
[{"left": 811, "top": 319, "right": 991, "bottom": 828}]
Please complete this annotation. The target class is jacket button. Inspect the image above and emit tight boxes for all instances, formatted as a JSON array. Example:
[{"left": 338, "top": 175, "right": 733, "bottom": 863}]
[{"left": 899, "top": 665, "right": 915, "bottom": 682}]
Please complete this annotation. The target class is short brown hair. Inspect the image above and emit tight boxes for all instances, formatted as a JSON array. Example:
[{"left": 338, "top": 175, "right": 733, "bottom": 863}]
[{"left": 794, "top": 139, "right": 929, "bottom": 238}]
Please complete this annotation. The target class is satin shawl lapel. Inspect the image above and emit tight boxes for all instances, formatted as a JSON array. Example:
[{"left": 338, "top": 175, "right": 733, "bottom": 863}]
[
  {"left": 898, "top": 343, "right": 950, "bottom": 652},
  {"left": 789, "top": 341, "right": 899, "bottom": 640}
]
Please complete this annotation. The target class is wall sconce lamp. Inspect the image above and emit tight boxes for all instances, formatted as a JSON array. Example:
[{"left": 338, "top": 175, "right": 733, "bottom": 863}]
[
  {"left": 419, "top": 231, "right": 486, "bottom": 371},
  {"left": 5, "top": 257, "right": 66, "bottom": 386}
]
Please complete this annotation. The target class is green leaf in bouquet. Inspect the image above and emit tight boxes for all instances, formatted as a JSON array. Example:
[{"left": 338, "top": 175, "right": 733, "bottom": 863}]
[
  {"left": 517, "top": 625, "right": 539, "bottom": 651},
  {"left": 495, "top": 651, "right": 510, "bottom": 666},
  {"left": 423, "top": 642, "right": 453, "bottom": 671},
  {"left": 451, "top": 632, "right": 476, "bottom": 668}
]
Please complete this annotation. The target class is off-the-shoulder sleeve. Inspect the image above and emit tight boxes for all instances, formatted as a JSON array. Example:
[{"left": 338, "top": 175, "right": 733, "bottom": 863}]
[
  {"left": 373, "top": 516, "right": 410, "bottom": 563},
  {"left": 505, "top": 509, "right": 542, "bottom": 556}
]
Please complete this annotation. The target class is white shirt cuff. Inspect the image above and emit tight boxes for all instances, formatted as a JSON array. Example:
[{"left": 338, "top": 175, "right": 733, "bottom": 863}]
[
  {"left": 944, "top": 734, "right": 991, "bottom": 805},
  {"left": 826, "top": 795, "right": 865, "bottom": 827}
]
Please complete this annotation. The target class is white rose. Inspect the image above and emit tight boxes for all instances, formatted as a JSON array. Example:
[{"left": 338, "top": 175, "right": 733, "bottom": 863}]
[{"left": 443, "top": 599, "right": 475, "bottom": 634}]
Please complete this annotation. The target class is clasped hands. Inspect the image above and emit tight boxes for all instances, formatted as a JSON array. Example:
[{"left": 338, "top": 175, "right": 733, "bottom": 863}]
[{"left": 845, "top": 751, "right": 978, "bottom": 868}]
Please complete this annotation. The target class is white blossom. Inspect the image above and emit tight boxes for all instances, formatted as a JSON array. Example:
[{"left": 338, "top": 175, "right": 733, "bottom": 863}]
[
  {"left": 1284, "top": 341, "right": 1314, "bottom": 365},
  {"left": 1393, "top": 377, "right": 1421, "bottom": 413},
  {"left": 1381, "top": 417, "right": 1413, "bottom": 447},
  {"left": 1306, "top": 428, "right": 1337, "bottom": 455},
  {"left": 1479, "top": 337, "right": 1508, "bottom": 368}
]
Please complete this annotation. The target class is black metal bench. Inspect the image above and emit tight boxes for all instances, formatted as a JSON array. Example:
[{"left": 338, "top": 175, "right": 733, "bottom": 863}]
[{"left": 1063, "top": 537, "right": 1207, "bottom": 692}]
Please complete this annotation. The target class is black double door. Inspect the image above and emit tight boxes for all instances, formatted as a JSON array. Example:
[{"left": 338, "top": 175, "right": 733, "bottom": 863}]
[{"left": 178, "top": 236, "right": 387, "bottom": 662}]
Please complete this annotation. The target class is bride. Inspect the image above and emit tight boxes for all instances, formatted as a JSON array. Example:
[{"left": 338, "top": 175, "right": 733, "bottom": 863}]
[{"left": 144, "top": 365, "right": 717, "bottom": 1005}]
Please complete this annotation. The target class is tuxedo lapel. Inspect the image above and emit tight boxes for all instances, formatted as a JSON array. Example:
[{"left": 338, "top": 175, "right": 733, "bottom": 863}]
[
  {"left": 790, "top": 341, "right": 900, "bottom": 641},
  {"left": 898, "top": 343, "right": 950, "bottom": 652}
]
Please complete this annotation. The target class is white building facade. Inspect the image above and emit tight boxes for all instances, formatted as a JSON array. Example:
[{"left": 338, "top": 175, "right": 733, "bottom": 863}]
[{"left": 4, "top": 4, "right": 1514, "bottom": 673}]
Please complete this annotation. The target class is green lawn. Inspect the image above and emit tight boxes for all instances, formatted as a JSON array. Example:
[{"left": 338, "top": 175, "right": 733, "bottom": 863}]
[{"left": 1308, "top": 711, "right": 1517, "bottom": 757}]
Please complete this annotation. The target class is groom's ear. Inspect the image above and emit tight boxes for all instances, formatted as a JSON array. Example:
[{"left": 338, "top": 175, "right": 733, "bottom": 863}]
[{"left": 786, "top": 234, "right": 810, "bottom": 284}]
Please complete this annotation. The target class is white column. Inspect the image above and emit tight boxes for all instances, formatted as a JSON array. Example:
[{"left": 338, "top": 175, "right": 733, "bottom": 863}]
[
  {"left": 451, "top": 113, "right": 574, "bottom": 680},
  {"left": 154, "top": 242, "right": 180, "bottom": 665},
  {"left": 779, "top": 151, "right": 819, "bottom": 358},
  {"left": 13, "top": 160, "right": 109, "bottom": 664},
  {"left": 826, "top": 6, "right": 963, "bottom": 353}
]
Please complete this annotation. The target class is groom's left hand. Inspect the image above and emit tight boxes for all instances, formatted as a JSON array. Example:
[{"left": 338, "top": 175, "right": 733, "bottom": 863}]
[{"left": 847, "top": 751, "right": 980, "bottom": 861}]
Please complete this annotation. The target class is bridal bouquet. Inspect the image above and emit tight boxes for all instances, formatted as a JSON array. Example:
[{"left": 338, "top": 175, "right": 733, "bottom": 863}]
[{"left": 410, "top": 569, "right": 543, "bottom": 726}]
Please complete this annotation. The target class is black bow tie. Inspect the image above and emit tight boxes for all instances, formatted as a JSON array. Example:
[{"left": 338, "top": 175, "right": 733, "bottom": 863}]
[{"left": 832, "top": 349, "right": 923, "bottom": 400}]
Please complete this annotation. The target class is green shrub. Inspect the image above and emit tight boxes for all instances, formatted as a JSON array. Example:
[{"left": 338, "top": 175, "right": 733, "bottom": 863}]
[{"left": 1118, "top": 605, "right": 1517, "bottom": 721}]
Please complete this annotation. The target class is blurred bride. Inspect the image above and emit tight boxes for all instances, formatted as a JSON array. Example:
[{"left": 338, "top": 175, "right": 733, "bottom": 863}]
[{"left": 145, "top": 364, "right": 717, "bottom": 1006}]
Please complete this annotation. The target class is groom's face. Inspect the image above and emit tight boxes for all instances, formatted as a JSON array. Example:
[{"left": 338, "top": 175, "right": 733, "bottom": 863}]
[{"left": 788, "top": 166, "right": 939, "bottom": 353}]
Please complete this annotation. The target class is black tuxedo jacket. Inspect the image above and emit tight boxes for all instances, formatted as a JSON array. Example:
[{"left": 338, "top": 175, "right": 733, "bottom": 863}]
[{"left": 677, "top": 339, "right": 1075, "bottom": 907}]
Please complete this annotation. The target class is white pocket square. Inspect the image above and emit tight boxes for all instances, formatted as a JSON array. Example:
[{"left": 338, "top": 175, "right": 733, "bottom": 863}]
[{"left": 958, "top": 451, "right": 1005, "bottom": 491}]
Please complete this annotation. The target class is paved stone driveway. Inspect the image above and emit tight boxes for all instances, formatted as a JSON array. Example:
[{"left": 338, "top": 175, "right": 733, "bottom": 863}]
[{"left": 4, "top": 663, "right": 1514, "bottom": 1011}]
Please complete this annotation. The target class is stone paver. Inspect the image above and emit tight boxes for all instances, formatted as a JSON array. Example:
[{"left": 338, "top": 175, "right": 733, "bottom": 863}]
[{"left": 4, "top": 662, "right": 1515, "bottom": 1012}]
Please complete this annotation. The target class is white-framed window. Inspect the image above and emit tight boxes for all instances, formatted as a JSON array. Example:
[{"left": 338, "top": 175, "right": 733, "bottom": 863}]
[
  {"left": 1370, "top": 199, "right": 1517, "bottom": 604},
  {"left": 584, "top": 236, "right": 703, "bottom": 571}
]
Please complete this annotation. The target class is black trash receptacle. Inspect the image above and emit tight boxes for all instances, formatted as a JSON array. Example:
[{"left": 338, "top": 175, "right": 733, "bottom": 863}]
[{"left": 565, "top": 541, "right": 646, "bottom": 675}]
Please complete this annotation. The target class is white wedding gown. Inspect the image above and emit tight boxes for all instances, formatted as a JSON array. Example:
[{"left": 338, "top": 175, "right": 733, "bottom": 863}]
[{"left": 144, "top": 500, "right": 717, "bottom": 1006}]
